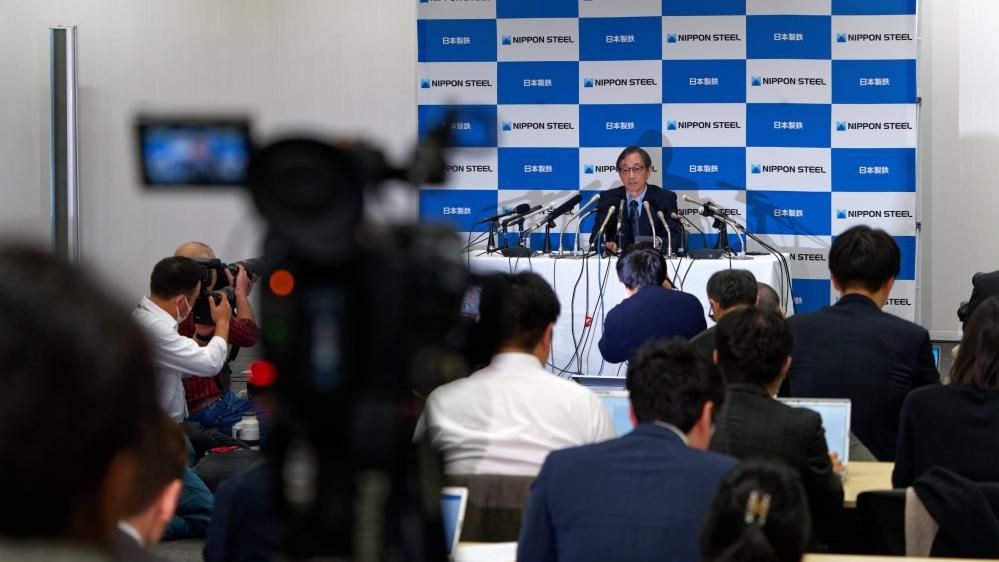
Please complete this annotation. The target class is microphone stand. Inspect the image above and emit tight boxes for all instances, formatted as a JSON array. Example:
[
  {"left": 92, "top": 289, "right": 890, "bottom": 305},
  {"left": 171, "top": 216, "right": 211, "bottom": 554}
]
[
  {"left": 542, "top": 220, "right": 554, "bottom": 255},
  {"left": 487, "top": 220, "right": 499, "bottom": 253}
]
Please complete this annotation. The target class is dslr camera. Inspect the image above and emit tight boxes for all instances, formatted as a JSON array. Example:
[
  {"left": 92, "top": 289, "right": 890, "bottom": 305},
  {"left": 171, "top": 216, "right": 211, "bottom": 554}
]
[{"left": 191, "top": 257, "right": 268, "bottom": 325}]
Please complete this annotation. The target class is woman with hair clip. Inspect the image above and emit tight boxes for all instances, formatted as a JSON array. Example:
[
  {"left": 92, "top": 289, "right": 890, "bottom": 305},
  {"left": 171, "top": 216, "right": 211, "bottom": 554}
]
[
  {"left": 700, "top": 459, "right": 811, "bottom": 562},
  {"left": 893, "top": 295, "right": 999, "bottom": 487}
]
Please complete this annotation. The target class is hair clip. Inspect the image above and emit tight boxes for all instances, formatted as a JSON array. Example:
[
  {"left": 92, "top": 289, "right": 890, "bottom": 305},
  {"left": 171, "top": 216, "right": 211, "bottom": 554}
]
[{"left": 743, "top": 490, "right": 772, "bottom": 526}]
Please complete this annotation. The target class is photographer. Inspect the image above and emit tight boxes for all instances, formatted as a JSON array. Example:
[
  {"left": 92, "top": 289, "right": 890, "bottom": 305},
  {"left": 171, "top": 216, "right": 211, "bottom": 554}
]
[
  {"left": 133, "top": 255, "right": 231, "bottom": 422},
  {"left": 175, "top": 241, "right": 258, "bottom": 436}
]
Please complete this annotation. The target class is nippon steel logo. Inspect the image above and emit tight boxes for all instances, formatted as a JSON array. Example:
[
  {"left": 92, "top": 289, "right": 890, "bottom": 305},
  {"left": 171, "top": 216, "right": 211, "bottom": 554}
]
[
  {"left": 667, "top": 33, "right": 741, "bottom": 43},
  {"left": 667, "top": 120, "right": 740, "bottom": 130},
  {"left": 837, "top": 32, "right": 913, "bottom": 43},
  {"left": 502, "top": 121, "right": 574, "bottom": 131},
  {"left": 420, "top": 78, "right": 492, "bottom": 89},
  {"left": 751, "top": 75, "right": 827, "bottom": 87},
  {"left": 836, "top": 121, "right": 913, "bottom": 131},
  {"left": 583, "top": 164, "right": 617, "bottom": 174},
  {"left": 836, "top": 209, "right": 914, "bottom": 219},
  {"left": 752, "top": 164, "right": 826, "bottom": 174},
  {"left": 446, "top": 163, "right": 494, "bottom": 173},
  {"left": 583, "top": 77, "right": 658, "bottom": 88},
  {"left": 502, "top": 34, "right": 574, "bottom": 45}
]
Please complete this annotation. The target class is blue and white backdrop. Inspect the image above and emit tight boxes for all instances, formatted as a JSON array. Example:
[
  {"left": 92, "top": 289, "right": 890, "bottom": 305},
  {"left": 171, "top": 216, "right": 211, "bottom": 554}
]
[{"left": 417, "top": 0, "right": 919, "bottom": 319}]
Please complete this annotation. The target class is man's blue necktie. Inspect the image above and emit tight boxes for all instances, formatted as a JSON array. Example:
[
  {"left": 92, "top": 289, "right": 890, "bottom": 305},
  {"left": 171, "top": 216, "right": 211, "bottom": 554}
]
[{"left": 629, "top": 200, "right": 640, "bottom": 245}]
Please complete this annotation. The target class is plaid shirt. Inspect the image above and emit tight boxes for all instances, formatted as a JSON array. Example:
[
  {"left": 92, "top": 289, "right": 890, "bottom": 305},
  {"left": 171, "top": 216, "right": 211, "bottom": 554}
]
[{"left": 179, "top": 314, "right": 258, "bottom": 404}]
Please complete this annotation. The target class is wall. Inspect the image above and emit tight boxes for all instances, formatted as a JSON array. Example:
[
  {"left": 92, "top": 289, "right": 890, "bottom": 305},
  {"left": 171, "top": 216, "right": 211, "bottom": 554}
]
[
  {"left": 0, "top": 0, "right": 995, "bottom": 338},
  {"left": 0, "top": 0, "right": 418, "bottom": 302}
]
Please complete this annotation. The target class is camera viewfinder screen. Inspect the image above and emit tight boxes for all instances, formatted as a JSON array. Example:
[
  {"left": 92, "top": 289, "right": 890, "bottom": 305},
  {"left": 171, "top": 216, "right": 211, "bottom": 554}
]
[{"left": 139, "top": 121, "right": 251, "bottom": 186}]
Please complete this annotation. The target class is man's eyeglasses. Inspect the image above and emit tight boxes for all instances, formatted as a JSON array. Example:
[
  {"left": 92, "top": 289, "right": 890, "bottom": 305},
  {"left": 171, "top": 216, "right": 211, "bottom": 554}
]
[{"left": 617, "top": 165, "right": 647, "bottom": 175}]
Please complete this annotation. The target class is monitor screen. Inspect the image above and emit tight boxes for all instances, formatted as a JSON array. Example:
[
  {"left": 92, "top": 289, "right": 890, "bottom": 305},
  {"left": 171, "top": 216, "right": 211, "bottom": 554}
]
[
  {"left": 932, "top": 345, "right": 941, "bottom": 369},
  {"left": 440, "top": 489, "right": 466, "bottom": 555},
  {"left": 596, "top": 391, "right": 633, "bottom": 436},
  {"left": 137, "top": 119, "right": 252, "bottom": 186}
]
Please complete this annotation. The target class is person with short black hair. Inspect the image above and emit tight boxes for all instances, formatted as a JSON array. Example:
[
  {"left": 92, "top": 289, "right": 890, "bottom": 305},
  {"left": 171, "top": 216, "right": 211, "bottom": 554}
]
[
  {"left": 590, "top": 146, "right": 682, "bottom": 252},
  {"left": 690, "top": 269, "right": 758, "bottom": 354},
  {"left": 0, "top": 245, "right": 160, "bottom": 560},
  {"left": 116, "top": 413, "right": 188, "bottom": 562},
  {"left": 757, "top": 282, "right": 783, "bottom": 316},
  {"left": 518, "top": 339, "right": 736, "bottom": 562},
  {"left": 599, "top": 248, "right": 706, "bottom": 363},
  {"left": 416, "top": 272, "right": 614, "bottom": 476},
  {"left": 894, "top": 296, "right": 999, "bottom": 487},
  {"left": 133, "top": 256, "right": 233, "bottom": 422},
  {"left": 709, "top": 307, "right": 843, "bottom": 523},
  {"left": 701, "top": 459, "right": 812, "bottom": 562},
  {"left": 786, "top": 226, "right": 939, "bottom": 461}
]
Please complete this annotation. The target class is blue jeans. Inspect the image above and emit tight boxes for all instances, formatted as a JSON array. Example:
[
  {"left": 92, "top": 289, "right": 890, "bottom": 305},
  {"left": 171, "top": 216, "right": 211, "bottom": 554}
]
[
  {"left": 163, "top": 468, "right": 214, "bottom": 540},
  {"left": 185, "top": 389, "right": 254, "bottom": 436}
]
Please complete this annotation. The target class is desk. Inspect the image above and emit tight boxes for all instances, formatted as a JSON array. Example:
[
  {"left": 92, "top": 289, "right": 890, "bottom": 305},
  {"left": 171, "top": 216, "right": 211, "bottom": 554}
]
[
  {"left": 843, "top": 462, "right": 895, "bottom": 508},
  {"left": 803, "top": 554, "right": 994, "bottom": 562},
  {"left": 468, "top": 254, "right": 791, "bottom": 377}
]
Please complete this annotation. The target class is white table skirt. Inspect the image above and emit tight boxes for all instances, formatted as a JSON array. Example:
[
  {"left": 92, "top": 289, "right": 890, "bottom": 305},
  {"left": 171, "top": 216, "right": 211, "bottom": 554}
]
[{"left": 467, "top": 253, "right": 793, "bottom": 378}]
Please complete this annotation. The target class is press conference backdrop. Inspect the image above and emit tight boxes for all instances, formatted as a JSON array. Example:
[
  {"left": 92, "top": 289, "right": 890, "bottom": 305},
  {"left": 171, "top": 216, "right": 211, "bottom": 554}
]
[{"left": 416, "top": 0, "right": 919, "bottom": 319}]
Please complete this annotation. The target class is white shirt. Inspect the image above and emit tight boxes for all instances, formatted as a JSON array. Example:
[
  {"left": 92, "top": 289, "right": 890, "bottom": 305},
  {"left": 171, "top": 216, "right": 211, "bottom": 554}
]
[
  {"left": 415, "top": 352, "right": 617, "bottom": 476},
  {"left": 133, "top": 296, "right": 228, "bottom": 422}
]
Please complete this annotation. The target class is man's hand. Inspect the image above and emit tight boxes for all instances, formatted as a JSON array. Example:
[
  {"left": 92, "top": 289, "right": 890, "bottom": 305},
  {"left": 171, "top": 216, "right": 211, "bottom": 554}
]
[
  {"left": 225, "top": 264, "right": 255, "bottom": 297},
  {"left": 208, "top": 293, "right": 232, "bottom": 325},
  {"left": 193, "top": 323, "right": 216, "bottom": 346},
  {"left": 829, "top": 451, "right": 845, "bottom": 474}
]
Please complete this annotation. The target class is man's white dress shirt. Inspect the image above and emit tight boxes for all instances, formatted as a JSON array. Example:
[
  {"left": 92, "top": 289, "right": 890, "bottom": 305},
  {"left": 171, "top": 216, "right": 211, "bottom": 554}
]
[
  {"left": 133, "top": 296, "right": 228, "bottom": 422},
  {"left": 416, "top": 352, "right": 616, "bottom": 476}
]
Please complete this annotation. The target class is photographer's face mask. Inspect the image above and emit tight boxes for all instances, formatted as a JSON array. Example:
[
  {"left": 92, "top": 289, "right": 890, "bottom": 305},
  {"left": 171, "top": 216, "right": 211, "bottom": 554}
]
[{"left": 176, "top": 295, "right": 192, "bottom": 324}]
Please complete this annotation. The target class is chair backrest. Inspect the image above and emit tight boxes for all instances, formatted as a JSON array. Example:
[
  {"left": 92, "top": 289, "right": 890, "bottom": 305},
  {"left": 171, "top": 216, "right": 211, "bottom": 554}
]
[
  {"left": 856, "top": 489, "right": 907, "bottom": 555},
  {"left": 443, "top": 473, "right": 535, "bottom": 542}
]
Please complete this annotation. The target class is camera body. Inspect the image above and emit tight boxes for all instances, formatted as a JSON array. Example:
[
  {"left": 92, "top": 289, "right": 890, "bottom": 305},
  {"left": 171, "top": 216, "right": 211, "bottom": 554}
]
[{"left": 190, "top": 257, "right": 267, "bottom": 325}]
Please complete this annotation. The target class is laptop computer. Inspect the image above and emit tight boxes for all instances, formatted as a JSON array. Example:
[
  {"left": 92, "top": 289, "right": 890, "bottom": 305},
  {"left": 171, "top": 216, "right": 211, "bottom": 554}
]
[
  {"left": 594, "top": 390, "right": 634, "bottom": 436},
  {"left": 932, "top": 345, "right": 941, "bottom": 370},
  {"left": 572, "top": 375, "right": 627, "bottom": 391},
  {"left": 441, "top": 486, "right": 469, "bottom": 558},
  {"left": 778, "top": 398, "right": 852, "bottom": 473}
]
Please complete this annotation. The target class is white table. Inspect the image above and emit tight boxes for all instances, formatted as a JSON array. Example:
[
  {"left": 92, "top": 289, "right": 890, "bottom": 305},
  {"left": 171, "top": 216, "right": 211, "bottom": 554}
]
[{"left": 467, "top": 253, "right": 792, "bottom": 377}]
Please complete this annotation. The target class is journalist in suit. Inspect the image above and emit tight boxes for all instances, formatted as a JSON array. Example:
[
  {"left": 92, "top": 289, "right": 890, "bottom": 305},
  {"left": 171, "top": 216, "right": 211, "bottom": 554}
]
[
  {"left": 786, "top": 226, "right": 939, "bottom": 461},
  {"left": 709, "top": 306, "right": 844, "bottom": 526},
  {"left": 599, "top": 248, "right": 706, "bottom": 364},
  {"left": 590, "top": 146, "right": 682, "bottom": 252},
  {"left": 517, "top": 339, "right": 737, "bottom": 562}
]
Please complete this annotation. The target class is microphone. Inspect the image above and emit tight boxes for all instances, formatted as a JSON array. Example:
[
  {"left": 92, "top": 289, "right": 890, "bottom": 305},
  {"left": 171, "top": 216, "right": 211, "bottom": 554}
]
[
  {"left": 560, "top": 194, "right": 599, "bottom": 255},
  {"left": 614, "top": 197, "right": 625, "bottom": 246},
  {"left": 518, "top": 204, "right": 555, "bottom": 232},
  {"left": 596, "top": 205, "right": 618, "bottom": 244},
  {"left": 643, "top": 201, "right": 658, "bottom": 250},
  {"left": 673, "top": 211, "right": 709, "bottom": 251},
  {"left": 501, "top": 204, "right": 541, "bottom": 228},
  {"left": 656, "top": 210, "right": 673, "bottom": 256},
  {"left": 478, "top": 203, "right": 531, "bottom": 225},
  {"left": 573, "top": 208, "right": 599, "bottom": 255},
  {"left": 547, "top": 194, "right": 583, "bottom": 224}
]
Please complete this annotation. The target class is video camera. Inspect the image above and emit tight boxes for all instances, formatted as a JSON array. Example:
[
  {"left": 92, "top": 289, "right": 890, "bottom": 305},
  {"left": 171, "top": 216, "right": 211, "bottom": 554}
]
[
  {"left": 137, "top": 113, "right": 483, "bottom": 560},
  {"left": 191, "top": 257, "right": 268, "bottom": 325}
]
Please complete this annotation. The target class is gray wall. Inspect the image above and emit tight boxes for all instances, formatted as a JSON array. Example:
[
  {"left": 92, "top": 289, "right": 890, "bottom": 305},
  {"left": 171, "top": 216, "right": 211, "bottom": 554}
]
[
  {"left": 0, "top": 0, "right": 994, "bottom": 337},
  {"left": 0, "top": 0, "right": 418, "bottom": 301}
]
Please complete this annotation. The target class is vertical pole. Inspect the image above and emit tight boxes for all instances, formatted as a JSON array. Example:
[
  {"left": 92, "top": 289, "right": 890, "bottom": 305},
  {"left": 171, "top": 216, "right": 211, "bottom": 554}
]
[{"left": 50, "top": 26, "right": 80, "bottom": 264}]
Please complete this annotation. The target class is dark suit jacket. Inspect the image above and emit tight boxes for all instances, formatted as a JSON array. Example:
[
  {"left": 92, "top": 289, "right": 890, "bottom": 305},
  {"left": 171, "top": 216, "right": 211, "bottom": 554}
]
[
  {"left": 591, "top": 184, "right": 682, "bottom": 250},
  {"left": 598, "top": 286, "right": 706, "bottom": 364},
  {"left": 690, "top": 326, "right": 717, "bottom": 356},
  {"left": 786, "top": 294, "right": 940, "bottom": 461},
  {"left": 893, "top": 384, "right": 999, "bottom": 487},
  {"left": 203, "top": 462, "right": 275, "bottom": 562},
  {"left": 710, "top": 383, "right": 844, "bottom": 517},
  {"left": 517, "top": 424, "right": 737, "bottom": 562},
  {"left": 115, "top": 528, "right": 169, "bottom": 562}
]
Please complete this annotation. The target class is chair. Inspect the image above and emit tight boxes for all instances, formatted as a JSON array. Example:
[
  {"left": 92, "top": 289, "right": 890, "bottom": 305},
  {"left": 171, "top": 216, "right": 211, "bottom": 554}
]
[
  {"left": 443, "top": 474, "right": 534, "bottom": 542},
  {"left": 855, "top": 489, "right": 906, "bottom": 555}
]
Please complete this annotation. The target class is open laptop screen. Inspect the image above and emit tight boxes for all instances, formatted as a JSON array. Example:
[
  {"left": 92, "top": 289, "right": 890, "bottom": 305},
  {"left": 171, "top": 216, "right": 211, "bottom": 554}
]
[
  {"left": 778, "top": 398, "right": 852, "bottom": 467},
  {"left": 594, "top": 390, "right": 633, "bottom": 436},
  {"left": 440, "top": 487, "right": 468, "bottom": 556}
]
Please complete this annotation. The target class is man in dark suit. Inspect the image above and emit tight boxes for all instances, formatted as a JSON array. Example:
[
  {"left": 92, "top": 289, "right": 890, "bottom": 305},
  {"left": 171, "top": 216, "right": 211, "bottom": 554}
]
[
  {"left": 517, "top": 339, "right": 737, "bottom": 562},
  {"left": 690, "top": 269, "right": 759, "bottom": 355},
  {"left": 709, "top": 306, "right": 844, "bottom": 523},
  {"left": 598, "top": 248, "right": 706, "bottom": 363},
  {"left": 117, "top": 413, "right": 188, "bottom": 562},
  {"left": 786, "top": 226, "right": 939, "bottom": 461},
  {"left": 590, "top": 146, "right": 682, "bottom": 252}
]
